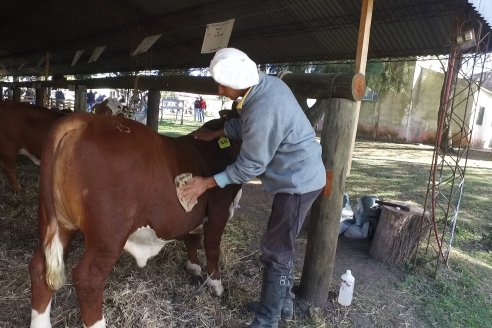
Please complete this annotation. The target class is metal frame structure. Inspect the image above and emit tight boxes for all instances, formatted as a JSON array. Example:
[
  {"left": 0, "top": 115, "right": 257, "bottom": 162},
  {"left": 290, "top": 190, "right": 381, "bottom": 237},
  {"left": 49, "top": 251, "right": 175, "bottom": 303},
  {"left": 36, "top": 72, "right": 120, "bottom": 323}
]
[{"left": 417, "top": 17, "right": 491, "bottom": 275}]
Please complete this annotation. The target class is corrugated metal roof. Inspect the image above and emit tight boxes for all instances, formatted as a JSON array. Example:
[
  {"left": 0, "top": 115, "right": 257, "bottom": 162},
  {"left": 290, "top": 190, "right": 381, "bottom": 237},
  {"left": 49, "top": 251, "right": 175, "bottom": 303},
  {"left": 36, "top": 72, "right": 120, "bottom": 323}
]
[{"left": 0, "top": 0, "right": 489, "bottom": 77}]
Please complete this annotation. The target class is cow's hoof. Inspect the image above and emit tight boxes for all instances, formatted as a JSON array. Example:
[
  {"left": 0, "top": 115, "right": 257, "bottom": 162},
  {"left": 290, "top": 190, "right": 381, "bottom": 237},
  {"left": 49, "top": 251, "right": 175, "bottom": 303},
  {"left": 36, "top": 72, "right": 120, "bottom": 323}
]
[
  {"left": 186, "top": 260, "right": 202, "bottom": 277},
  {"left": 206, "top": 276, "right": 224, "bottom": 296}
]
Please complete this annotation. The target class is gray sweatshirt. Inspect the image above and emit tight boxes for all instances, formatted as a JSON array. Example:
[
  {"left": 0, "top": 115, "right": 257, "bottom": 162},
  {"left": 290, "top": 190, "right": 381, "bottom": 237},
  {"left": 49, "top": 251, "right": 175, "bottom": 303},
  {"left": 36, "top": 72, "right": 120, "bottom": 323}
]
[{"left": 214, "top": 72, "right": 326, "bottom": 194}]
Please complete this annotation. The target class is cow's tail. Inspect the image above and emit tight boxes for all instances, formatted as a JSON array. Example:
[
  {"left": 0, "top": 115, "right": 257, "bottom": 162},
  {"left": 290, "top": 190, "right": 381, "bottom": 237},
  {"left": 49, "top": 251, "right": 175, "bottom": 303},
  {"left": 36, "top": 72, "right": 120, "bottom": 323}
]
[
  {"left": 41, "top": 115, "right": 88, "bottom": 290},
  {"left": 44, "top": 221, "right": 65, "bottom": 290}
]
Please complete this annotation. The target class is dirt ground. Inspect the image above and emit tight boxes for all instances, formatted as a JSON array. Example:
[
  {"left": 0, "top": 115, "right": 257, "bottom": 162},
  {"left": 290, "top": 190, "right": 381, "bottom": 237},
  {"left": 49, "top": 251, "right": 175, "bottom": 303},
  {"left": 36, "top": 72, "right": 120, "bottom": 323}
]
[
  {"left": 236, "top": 182, "right": 426, "bottom": 328},
  {"left": 0, "top": 159, "right": 428, "bottom": 327}
]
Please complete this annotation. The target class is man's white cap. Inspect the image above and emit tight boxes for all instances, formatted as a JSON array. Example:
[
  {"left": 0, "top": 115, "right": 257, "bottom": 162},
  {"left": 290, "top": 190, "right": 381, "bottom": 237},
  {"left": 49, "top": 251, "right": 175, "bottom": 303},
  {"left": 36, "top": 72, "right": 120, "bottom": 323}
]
[{"left": 209, "top": 48, "right": 259, "bottom": 89}]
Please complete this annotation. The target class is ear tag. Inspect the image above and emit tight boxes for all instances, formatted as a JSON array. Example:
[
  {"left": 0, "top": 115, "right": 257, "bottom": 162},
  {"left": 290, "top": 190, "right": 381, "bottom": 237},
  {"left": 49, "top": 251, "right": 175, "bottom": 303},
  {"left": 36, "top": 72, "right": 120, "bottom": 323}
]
[{"left": 218, "top": 137, "right": 231, "bottom": 149}]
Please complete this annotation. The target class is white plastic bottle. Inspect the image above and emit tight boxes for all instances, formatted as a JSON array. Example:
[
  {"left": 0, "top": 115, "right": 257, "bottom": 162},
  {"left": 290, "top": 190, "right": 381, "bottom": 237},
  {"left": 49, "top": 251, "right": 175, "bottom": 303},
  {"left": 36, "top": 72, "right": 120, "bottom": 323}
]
[{"left": 337, "top": 270, "right": 355, "bottom": 306}]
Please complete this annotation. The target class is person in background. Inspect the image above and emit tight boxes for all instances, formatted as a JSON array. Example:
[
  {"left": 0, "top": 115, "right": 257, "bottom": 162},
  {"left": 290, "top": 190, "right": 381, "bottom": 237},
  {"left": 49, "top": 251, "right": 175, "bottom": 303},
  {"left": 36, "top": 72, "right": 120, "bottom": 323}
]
[
  {"left": 55, "top": 89, "right": 65, "bottom": 109},
  {"left": 199, "top": 96, "right": 207, "bottom": 122},
  {"left": 25, "top": 88, "right": 35, "bottom": 104},
  {"left": 194, "top": 97, "right": 201, "bottom": 121},
  {"left": 87, "top": 90, "right": 96, "bottom": 112},
  {"left": 178, "top": 48, "right": 326, "bottom": 328}
]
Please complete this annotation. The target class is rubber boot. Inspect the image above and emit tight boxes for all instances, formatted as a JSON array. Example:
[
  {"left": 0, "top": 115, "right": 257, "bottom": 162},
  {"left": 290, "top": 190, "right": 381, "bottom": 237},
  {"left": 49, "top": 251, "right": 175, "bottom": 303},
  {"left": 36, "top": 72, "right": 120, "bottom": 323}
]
[
  {"left": 280, "top": 269, "right": 294, "bottom": 320},
  {"left": 247, "top": 270, "right": 294, "bottom": 321},
  {"left": 248, "top": 270, "right": 289, "bottom": 328}
]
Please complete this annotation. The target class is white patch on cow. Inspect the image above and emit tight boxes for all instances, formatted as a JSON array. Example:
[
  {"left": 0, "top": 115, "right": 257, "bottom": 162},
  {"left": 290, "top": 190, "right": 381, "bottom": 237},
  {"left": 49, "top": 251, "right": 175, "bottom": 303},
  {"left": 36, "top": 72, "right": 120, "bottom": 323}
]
[
  {"left": 106, "top": 98, "right": 123, "bottom": 115},
  {"left": 30, "top": 300, "right": 51, "bottom": 328},
  {"left": 123, "top": 226, "right": 174, "bottom": 267},
  {"left": 19, "top": 148, "right": 41, "bottom": 166},
  {"left": 206, "top": 275, "right": 224, "bottom": 296},
  {"left": 84, "top": 316, "right": 106, "bottom": 328},
  {"left": 186, "top": 260, "right": 202, "bottom": 276},
  {"left": 228, "top": 188, "right": 243, "bottom": 220}
]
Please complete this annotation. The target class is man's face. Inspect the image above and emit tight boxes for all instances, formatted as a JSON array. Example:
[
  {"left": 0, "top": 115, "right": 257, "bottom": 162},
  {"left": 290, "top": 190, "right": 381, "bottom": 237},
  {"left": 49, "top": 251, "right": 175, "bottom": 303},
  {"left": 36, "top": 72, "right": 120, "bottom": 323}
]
[{"left": 217, "top": 85, "right": 245, "bottom": 100}]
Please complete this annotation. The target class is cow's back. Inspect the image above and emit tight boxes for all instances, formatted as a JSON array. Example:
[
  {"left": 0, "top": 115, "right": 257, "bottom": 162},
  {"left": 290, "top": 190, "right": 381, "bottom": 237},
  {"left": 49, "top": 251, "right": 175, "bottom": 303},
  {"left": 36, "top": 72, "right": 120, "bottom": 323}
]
[
  {"left": 0, "top": 102, "right": 66, "bottom": 191},
  {"left": 41, "top": 114, "right": 222, "bottom": 240},
  {"left": 0, "top": 102, "right": 65, "bottom": 159}
]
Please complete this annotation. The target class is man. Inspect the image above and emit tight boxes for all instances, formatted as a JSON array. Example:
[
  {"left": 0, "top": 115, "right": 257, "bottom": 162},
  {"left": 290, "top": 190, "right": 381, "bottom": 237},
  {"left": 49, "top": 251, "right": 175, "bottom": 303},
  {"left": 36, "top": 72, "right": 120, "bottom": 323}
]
[
  {"left": 194, "top": 97, "right": 201, "bottom": 121},
  {"left": 55, "top": 89, "right": 65, "bottom": 109},
  {"left": 199, "top": 96, "right": 207, "bottom": 122},
  {"left": 178, "top": 48, "right": 326, "bottom": 328},
  {"left": 87, "top": 90, "right": 96, "bottom": 112}
]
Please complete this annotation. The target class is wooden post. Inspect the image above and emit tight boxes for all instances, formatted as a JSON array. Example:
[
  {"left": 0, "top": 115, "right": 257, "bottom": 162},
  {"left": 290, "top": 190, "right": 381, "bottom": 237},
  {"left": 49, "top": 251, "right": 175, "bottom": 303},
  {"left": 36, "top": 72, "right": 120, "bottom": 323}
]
[
  {"left": 35, "top": 87, "right": 48, "bottom": 107},
  {"left": 74, "top": 86, "right": 87, "bottom": 112},
  {"left": 299, "top": 98, "right": 358, "bottom": 304},
  {"left": 13, "top": 87, "right": 22, "bottom": 102},
  {"left": 348, "top": 0, "right": 373, "bottom": 173},
  {"left": 147, "top": 89, "right": 160, "bottom": 131}
]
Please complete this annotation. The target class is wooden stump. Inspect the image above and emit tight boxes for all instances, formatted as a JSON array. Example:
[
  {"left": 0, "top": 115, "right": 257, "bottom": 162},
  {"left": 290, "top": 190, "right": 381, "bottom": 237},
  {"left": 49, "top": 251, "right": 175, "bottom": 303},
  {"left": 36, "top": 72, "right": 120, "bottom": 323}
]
[{"left": 369, "top": 204, "right": 429, "bottom": 266}]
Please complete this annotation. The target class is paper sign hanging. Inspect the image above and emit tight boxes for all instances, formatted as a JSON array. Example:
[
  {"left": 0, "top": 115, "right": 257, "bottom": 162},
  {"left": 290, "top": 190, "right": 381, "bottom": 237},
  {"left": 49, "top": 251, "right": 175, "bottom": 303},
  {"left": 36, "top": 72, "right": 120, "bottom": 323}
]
[
  {"left": 71, "top": 50, "right": 84, "bottom": 67},
  {"left": 131, "top": 34, "right": 162, "bottom": 56},
  {"left": 88, "top": 46, "right": 106, "bottom": 63},
  {"left": 201, "top": 18, "right": 235, "bottom": 53}
]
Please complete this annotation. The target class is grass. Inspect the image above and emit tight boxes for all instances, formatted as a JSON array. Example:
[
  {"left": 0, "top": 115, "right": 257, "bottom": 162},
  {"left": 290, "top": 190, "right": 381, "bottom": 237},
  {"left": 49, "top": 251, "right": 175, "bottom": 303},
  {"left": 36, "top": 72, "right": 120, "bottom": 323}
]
[
  {"left": 402, "top": 254, "right": 492, "bottom": 328},
  {"left": 157, "top": 113, "right": 204, "bottom": 137},
  {"left": 157, "top": 121, "right": 492, "bottom": 327},
  {"left": 344, "top": 140, "right": 491, "bottom": 327}
]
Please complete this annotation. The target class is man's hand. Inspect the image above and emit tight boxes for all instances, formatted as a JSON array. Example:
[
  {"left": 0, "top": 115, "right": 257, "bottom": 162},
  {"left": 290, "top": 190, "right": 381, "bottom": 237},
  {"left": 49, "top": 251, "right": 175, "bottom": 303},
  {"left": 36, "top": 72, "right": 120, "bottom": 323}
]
[
  {"left": 192, "top": 129, "right": 225, "bottom": 141},
  {"left": 178, "top": 176, "right": 217, "bottom": 201}
]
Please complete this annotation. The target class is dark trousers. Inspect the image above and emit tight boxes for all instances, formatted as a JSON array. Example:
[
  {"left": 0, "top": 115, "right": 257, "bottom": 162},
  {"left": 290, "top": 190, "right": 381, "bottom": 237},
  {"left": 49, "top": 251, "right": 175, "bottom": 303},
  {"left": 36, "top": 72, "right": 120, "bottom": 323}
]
[{"left": 260, "top": 188, "right": 322, "bottom": 273}]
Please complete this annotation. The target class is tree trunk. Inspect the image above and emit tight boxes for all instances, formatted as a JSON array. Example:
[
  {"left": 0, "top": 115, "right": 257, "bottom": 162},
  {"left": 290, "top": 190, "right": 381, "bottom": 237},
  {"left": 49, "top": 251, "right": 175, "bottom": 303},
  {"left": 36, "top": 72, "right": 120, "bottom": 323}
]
[{"left": 369, "top": 205, "right": 429, "bottom": 266}]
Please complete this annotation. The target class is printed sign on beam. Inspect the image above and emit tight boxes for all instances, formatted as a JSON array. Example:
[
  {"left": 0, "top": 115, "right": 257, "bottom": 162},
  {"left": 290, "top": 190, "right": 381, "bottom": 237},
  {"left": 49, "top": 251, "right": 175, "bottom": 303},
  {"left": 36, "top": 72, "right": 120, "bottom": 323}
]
[
  {"left": 88, "top": 46, "right": 106, "bottom": 63},
  {"left": 132, "top": 34, "right": 162, "bottom": 56},
  {"left": 201, "top": 18, "right": 235, "bottom": 53},
  {"left": 71, "top": 50, "right": 84, "bottom": 67}
]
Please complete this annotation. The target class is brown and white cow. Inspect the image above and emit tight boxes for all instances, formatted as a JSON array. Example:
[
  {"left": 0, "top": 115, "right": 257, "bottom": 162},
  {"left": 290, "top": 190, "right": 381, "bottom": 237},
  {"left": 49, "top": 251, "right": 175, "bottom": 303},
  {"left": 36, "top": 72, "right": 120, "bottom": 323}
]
[
  {"left": 0, "top": 102, "right": 65, "bottom": 192},
  {"left": 29, "top": 114, "right": 241, "bottom": 327},
  {"left": 92, "top": 98, "right": 127, "bottom": 116}
]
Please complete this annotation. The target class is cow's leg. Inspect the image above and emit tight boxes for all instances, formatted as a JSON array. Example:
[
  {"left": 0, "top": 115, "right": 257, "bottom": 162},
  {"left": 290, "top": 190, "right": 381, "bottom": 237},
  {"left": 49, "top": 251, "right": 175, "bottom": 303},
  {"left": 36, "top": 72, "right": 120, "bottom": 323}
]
[
  {"left": 203, "top": 185, "right": 242, "bottom": 296},
  {"left": 182, "top": 233, "right": 203, "bottom": 277},
  {"left": 202, "top": 210, "right": 229, "bottom": 296},
  {"left": 0, "top": 158, "right": 21, "bottom": 192},
  {"left": 72, "top": 247, "right": 119, "bottom": 328},
  {"left": 29, "top": 247, "right": 54, "bottom": 328},
  {"left": 30, "top": 216, "right": 76, "bottom": 328}
]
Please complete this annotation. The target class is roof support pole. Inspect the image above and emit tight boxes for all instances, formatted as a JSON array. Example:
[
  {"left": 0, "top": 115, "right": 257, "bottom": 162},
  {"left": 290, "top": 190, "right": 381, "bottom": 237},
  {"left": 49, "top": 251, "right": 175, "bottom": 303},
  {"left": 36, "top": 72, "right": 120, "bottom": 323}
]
[
  {"left": 74, "top": 86, "right": 87, "bottom": 113},
  {"left": 298, "top": 0, "right": 373, "bottom": 305},
  {"left": 147, "top": 89, "right": 161, "bottom": 131},
  {"left": 349, "top": 0, "right": 374, "bottom": 172}
]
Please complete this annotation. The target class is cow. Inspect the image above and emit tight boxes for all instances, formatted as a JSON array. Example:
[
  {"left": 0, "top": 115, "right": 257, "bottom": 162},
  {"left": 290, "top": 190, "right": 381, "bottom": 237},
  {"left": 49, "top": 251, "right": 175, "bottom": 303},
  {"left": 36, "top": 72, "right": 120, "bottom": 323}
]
[
  {"left": 0, "top": 101, "right": 128, "bottom": 193},
  {"left": 29, "top": 114, "right": 242, "bottom": 328},
  {"left": 92, "top": 97, "right": 128, "bottom": 116},
  {"left": 0, "top": 102, "right": 65, "bottom": 192}
]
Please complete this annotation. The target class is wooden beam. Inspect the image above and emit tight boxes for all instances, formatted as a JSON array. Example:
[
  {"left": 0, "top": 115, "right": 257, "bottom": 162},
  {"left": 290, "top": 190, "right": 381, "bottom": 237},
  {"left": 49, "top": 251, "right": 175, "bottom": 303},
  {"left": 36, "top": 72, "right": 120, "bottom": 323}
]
[
  {"left": 349, "top": 0, "right": 374, "bottom": 172},
  {"left": 355, "top": 0, "right": 374, "bottom": 74},
  {"left": 281, "top": 73, "right": 365, "bottom": 101},
  {"left": 2, "top": 73, "right": 365, "bottom": 101}
]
